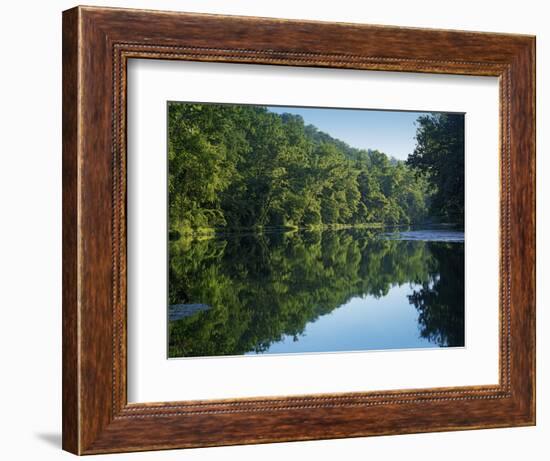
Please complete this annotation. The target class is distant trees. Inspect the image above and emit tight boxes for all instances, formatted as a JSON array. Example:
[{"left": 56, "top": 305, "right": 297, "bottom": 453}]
[
  {"left": 407, "top": 113, "right": 465, "bottom": 223},
  {"left": 168, "top": 103, "right": 439, "bottom": 235}
]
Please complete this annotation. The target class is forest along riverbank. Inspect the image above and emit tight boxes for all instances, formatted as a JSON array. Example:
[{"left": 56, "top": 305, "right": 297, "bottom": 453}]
[{"left": 168, "top": 103, "right": 464, "bottom": 239}]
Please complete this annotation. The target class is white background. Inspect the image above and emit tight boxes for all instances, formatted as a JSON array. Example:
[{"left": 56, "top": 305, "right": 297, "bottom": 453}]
[
  {"left": 0, "top": 1, "right": 546, "bottom": 460},
  {"left": 127, "top": 60, "right": 499, "bottom": 402}
]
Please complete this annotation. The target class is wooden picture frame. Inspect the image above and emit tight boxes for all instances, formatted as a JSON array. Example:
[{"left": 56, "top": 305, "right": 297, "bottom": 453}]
[{"left": 62, "top": 5, "right": 535, "bottom": 455}]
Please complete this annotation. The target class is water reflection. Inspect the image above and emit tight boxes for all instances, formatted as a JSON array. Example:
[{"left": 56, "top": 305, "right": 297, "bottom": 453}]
[{"left": 168, "top": 228, "right": 464, "bottom": 358}]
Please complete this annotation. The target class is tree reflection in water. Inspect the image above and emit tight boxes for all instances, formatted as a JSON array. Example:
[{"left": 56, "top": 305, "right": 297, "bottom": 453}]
[
  {"left": 168, "top": 229, "right": 464, "bottom": 358},
  {"left": 408, "top": 242, "right": 464, "bottom": 347}
]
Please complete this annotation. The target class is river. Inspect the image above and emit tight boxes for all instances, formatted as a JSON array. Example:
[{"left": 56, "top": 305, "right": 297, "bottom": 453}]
[{"left": 168, "top": 226, "right": 464, "bottom": 358}]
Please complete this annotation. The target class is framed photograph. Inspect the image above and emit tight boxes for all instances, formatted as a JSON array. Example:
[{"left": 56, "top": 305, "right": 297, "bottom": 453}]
[{"left": 62, "top": 5, "right": 535, "bottom": 455}]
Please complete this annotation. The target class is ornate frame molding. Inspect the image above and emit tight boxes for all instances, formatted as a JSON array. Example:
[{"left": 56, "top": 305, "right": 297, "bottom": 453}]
[{"left": 63, "top": 6, "right": 535, "bottom": 454}]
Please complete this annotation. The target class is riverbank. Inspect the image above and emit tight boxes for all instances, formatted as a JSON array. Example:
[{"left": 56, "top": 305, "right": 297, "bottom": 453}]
[{"left": 168, "top": 222, "right": 395, "bottom": 241}]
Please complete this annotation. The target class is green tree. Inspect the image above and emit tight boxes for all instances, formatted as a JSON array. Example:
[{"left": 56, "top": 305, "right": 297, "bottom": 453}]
[{"left": 407, "top": 113, "right": 464, "bottom": 223}]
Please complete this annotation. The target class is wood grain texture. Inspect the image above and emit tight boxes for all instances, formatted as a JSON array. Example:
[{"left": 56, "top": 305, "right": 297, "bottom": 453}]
[
  {"left": 62, "top": 5, "right": 536, "bottom": 455},
  {"left": 62, "top": 7, "right": 80, "bottom": 454}
]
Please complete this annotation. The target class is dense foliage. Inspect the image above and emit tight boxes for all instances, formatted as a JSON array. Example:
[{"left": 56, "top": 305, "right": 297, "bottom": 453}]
[
  {"left": 407, "top": 113, "right": 465, "bottom": 223},
  {"left": 168, "top": 103, "right": 435, "bottom": 235},
  {"left": 168, "top": 230, "right": 464, "bottom": 357}
]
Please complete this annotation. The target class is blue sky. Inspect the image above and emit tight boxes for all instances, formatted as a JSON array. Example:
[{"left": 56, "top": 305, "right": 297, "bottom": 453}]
[{"left": 267, "top": 106, "right": 431, "bottom": 161}]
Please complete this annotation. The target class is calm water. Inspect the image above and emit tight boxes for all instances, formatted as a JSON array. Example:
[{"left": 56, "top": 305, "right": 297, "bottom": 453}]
[{"left": 168, "top": 227, "right": 464, "bottom": 358}]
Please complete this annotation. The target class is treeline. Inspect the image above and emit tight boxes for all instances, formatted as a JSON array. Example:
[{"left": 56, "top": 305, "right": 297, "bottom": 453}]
[{"left": 168, "top": 103, "right": 434, "bottom": 235}]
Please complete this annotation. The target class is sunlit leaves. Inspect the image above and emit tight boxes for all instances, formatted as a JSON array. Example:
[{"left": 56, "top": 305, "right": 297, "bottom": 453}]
[{"left": 168, "top": 103, "right": 445, "bottom": 233}]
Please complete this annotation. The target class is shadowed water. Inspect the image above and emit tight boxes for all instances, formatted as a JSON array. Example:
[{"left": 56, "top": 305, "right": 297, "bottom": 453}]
[{"left": 168, "top": 227, "right": 464, "bottom": 358}]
